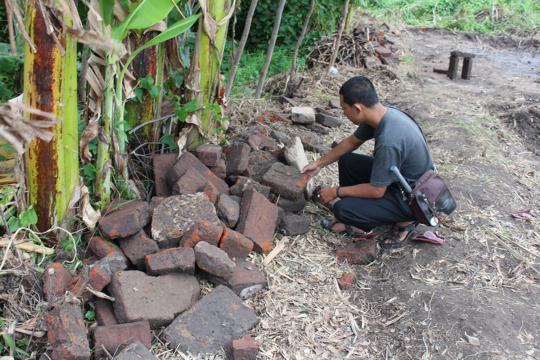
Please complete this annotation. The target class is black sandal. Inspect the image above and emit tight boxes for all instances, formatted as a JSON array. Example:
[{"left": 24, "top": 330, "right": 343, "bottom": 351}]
[
  {"left": 379, "top": 223, "right": 418, "bottom": 249},
  {"left": 320, "top": 218, "right": 365, "bottom": 237}
]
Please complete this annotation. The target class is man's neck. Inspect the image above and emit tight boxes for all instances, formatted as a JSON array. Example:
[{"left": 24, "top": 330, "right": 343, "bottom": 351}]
[{"left": 363, "top": 103, "right": 387, "bottom": 128}]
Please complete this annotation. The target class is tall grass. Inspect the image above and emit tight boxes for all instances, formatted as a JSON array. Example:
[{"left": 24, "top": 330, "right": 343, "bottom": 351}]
[{"left": 360, "top": 0, "right": 540, "bottom": 34}]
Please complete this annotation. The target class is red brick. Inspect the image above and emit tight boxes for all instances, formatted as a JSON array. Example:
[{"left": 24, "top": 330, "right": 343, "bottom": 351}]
[
  {"left": 71, "top": 254, "right": 128, "bottom": 302},
  {"left": 337, "top": 271, "right": 357, "bottom": 290},
  {"left": 217, "top": 194, "right": 240, "bottom": 228},
  {"left": 210, "top": 158, "right": 226, "bottom": 179},
  {"left": 99, "top": 201, "right": 150, "bottom": 239},
  {"left": 219, "top": 228, "right": 253, "bottom": 259},
  {"left": 46, "top": 303, "right": 90, "bottom": 360},
  {"left": 261, "top": 162, "right": 309, "bottom": 201},
  {"left": 336, "top": 239, "right": 378, "bottom": 265},
  {"left": 244, "top": 150, "right": 276, "bottom": 182},
  {"left": 225, "top": 143, "right": 251, "bottom": 175},
  {"left": 172, "top": 168, "right": 208, "bottom": 195},
  {"left": 83, "top": 254, "right": 98, "bottom": 266},
  {"left": 230, "top": 176, "right": 271, "bottom": 198},
  {"left": 200, "top": 182, "right": 218, "bottom": 204},
  {"left": 167, "top": 152, "right": 229, "bottom": 194},
  {"left": 236, "top": 189, "right": 279, "bottom": 253},
  {"left": 94, "top": 300, "right": 118, "bottom": 326},
  {"left": 230, "top": 335, "right": 259, "bottom": 360},
  {"left": 145, "top": 247, "right": 195, "bottom": 275},
  {"left": 228, "top": 260, "right": 267, "bottom": 298},
  {"left": 375, "top": 45, "right": 392, "bottom": 58},
  {"left": 180, "top": 221, "right": 224, "bottom": 248},
  {"left": 88, "top": 236, "right": 122, "bottom": 258},
  {"left": 149, "top": 196, "right": 165, "bottom": 217},
  {"left": 93, "top": 321, "right": 151, "bottom": 358},
  {"left": 153, "top": 153, "right": 177, "bottom": 197},
  {"left": 247, "top": 133, "right": 279, "bottom": 152},
  {"left": 195, "top": 144, "right": 222, "bottom": 167},
  {"left": 43, "top": 263, "right": 73, "bottom": 303},
  {"left": 118, "top": 230, "right": 159, "bottom": 269},
  {"left": 194, "top": 241, "right": 235, "bottom": 280}
]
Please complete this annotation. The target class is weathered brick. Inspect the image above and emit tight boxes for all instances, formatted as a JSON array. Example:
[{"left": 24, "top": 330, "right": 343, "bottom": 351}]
[
  {"left": 94, "top": 300, "right": 118, "bottom": 326},
  {"left": 71, "top": 254, "right": 128, "bottom": 302},
  {"left": 110, "top": 271, "right": 200, "bottom": 328},
  {"left": 195, "top": 144, "right": 222, "bottom": 167},
  {"left": 194, "top": 241, "right": 235, "bottom": 280},
  {"left": 43, "top": 263, "right": 73, "bottom": 303},
  {"left": 202, "top": 181, "right": 219, "bottom": 203},
  {"left": 225, "top": 143, "right": 251, "bottom": 175},
  {"left": 210, "top": 158, "right": 227, "bottom": 179},
  {"left": 336, "top": 239, "right": 378, "bottom": 265},
  {"left": 118, "top": 230, "right": 159, "bottom": 269},
  {"left": 46, "top": 303, "right": 90, "bottom": 360},
  {"left": 280, "top": 213, "right": 310, "bottom": 236},
  {"left": 88, "top": 253, "right": 129, "bottom": 293},
  {"left": 209, "top": 260, "right": 267, "bottom": 299},
  {"left": 307, "top": 122, "right": 330, "bottom": 135},
  {"left": 167, "top": 152, "right": 229, "bottom": 194},
  {"left": 219, "top": 228, "right": 253, "bottom": 259},
  {"left": 217, "top": 194, "right": 240, "bottom": 228},
  {"left": 99, "top": 201, "right": 150, "bottom": 239},
  {"left": 247, "top": 134, "right": 279, "bottom": 152},
  {"left": 230, "top": 176, "right": 271, "bottom": 199},
  {"left": 275, "top": 196, "right": 306, "bottom": 213},
  {"left": 163, "top": 286, "right": 258, "bottom": 356},
  {"left": 149, "top": 196, "right": 165, "bottom": 217},
  {"left": 93, "top": 321, "right": 152, "bottom": 358},
  {"left": 145, "top": 247, "right": 195, "bottom": 275},
  {"left": 179, "top": 220, "right": 224, "bottom": 248},
  {"left": 315, "top": 109, "right": 343, "bottom": 128},
  {"left": 152, "top": 193, "right": 222, "bottom": 249},
  {"left": 115, "top": 341, "right": 156, "bottom": 360},
  {"left": 328, "top": 98, "right": 340, "bottom": 108},
  {"left": 243, "top": 150, "right": 276, "bottom": 182},
  {"left": 262, "top": 162, "right": 309, "bottom": 201},
  {"left": 230, "top": 335, "right": 259, "bottom": 360},
  {"left": 270, "top": 130, "right": 291, "bottom": 145},
  {"left": 291, "top": 106, "right": 315, "bottom": 124},
  {"left": 153, "top": 153, "right": 177, "bottom": 196},
  {"left": 236, "top": 189, "right": 279, "bottom": 253},
  {"left": 172, "top": 167, "right": 208, "bottom": 195},
  {"left": 88, "top": 236, "right": 122, "bottom": 259},
  {"left": 337, "top": 271, "right": 357, "bottom": 290}
]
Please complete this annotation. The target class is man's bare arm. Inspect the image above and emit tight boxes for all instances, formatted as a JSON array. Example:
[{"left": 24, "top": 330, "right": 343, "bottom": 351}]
[{"left": 302, "top": 135, "right": 363, "bottom": 177}]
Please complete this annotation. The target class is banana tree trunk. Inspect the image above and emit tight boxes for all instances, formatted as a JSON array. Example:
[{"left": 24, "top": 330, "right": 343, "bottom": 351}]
[
  {"left": 125, "top": 31, "right": 165, "bottom": 148},
  {"left": 23, "top": 1, "right": 79, "bottom": 232},
  {"left": 185, "top": 0, "right": 233, "bottom": 148}
]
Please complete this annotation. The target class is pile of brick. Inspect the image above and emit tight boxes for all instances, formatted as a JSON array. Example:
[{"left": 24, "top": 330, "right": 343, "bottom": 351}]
[{"left": 42, "top": 125, "right": 330, "bottom": 359}]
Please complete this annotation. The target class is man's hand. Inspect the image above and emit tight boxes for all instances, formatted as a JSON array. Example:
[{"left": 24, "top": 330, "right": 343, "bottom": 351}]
[
  {"left": 302, "top": 160, "right": 322, "bottom": 178},
  {"left": 319, "top": 187, "right": 338, "bottom": 204}
]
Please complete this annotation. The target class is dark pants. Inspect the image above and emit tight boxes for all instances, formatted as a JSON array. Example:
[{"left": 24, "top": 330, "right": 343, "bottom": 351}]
[{"left": 333, "top": 153, "right": 414, "bottom": 231}]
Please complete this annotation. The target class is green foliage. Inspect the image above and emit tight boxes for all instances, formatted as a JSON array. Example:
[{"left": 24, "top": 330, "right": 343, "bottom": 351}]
[
  {"left": 234, "top": 0, "right": 357, "bottom": 50},
  {"left": 159, "top": 134, "right": 178, "bottom": 151},
  {"left": 360, "top": 0, "right": 540, "bottom": 34},
  {"left": 0, "top": 43, "right": 23, "bottom": 103},
  {"left": 0, "top": 186, "right": 38, "bottom": 233},
  {"left": 222, "top": 44, "right": 306, "bottom": 97},
  {"left": 0, "top": 320, "right": 30, "bottom": 359},
  {"left": 134, "top": 75, "right": 162, "bottom": 101},
  {"left": 85, "top": 310, "right": 96, "bottom": 321}
]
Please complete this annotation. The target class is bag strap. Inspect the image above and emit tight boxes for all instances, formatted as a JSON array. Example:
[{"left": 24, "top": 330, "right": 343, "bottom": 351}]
[{"left": 387, "top": 105, "right": 437, "bottom": 172}]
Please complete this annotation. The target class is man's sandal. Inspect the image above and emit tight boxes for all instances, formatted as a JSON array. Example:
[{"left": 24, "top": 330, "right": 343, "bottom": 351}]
[
  {"left": 320, "top": 218, "right": 366, "bottom": 237},
  {"left": 379, "top": 223, "right": 418, "bottom": 249}
]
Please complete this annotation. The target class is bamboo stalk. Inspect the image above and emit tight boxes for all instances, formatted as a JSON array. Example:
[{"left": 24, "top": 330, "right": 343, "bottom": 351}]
[
  {"left": 224, "top": 0, "right": 259, "bottom": 99},
  {"left": 255, "top": 0, "right": 287, "bottom": 98}
]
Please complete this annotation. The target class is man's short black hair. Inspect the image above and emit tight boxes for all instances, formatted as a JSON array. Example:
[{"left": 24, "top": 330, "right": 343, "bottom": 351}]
[{"left": 339, "top": 76, "right": 379, "bottom": 107}]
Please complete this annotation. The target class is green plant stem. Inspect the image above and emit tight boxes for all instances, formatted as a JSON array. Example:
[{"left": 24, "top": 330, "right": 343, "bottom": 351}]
[{"left": 96, "top": 57, "right": 114, "bottom": 206}]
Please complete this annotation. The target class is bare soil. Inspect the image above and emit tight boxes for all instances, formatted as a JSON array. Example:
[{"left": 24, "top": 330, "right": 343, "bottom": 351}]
[{"left": 244, "top": 25, "right": 540, "bottom": 360}]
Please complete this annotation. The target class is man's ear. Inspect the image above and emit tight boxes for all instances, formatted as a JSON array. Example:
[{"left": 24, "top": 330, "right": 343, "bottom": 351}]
[{"left": 352, "top": 102, "right": 364, "bottom": 113}]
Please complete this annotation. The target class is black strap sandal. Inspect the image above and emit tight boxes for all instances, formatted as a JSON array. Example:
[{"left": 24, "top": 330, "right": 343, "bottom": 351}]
[
  {"left": 320, "top": 218, "right": 366, "bottom": 237},
  {"left": 379, "top": 223, "right": 418, "bottom": 249}
]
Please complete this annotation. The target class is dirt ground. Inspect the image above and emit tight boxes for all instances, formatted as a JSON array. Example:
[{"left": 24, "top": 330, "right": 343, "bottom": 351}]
[{"left": 242, "top": 25, "right": 540, "bottom": 360}]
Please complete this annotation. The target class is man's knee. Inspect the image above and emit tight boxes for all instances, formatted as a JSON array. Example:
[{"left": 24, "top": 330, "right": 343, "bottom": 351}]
[{"left": 338, "top": 152, "right": 355, "bottom": 169}]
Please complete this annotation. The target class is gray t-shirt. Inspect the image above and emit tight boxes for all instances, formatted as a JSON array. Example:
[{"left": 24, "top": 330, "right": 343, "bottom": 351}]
[{"left": 353, "top": 107, "right": 433, "bottom": 186}]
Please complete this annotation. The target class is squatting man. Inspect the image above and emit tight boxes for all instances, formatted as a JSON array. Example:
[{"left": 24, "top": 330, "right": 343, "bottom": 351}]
[{"left": 302, "top": 76, "right": 433, "bottom": 248}]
